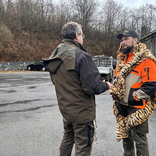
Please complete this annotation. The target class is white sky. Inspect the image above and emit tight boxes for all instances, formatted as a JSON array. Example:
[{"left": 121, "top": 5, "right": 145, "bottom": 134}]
[
  {"left": 53, "top": 0, "right": 156, "bottom": 9},
  {"left": 114, "top": 0, "right": 156, "bottom": 8}
]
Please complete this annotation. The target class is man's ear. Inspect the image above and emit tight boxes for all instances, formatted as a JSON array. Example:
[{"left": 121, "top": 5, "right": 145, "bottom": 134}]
[
  {"left": 74, "top": 32, "right": 79, "bottom": 42},
  {"left": 75, "top": 32, "right": 79, "bottom": 40},
  {"left": 135, "top": 38, "right": 138, "bottom": 44}
]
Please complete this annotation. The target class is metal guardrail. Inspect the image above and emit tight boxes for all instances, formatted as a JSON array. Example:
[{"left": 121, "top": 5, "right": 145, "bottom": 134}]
[{"left": 0, "top": 62, "right": 33, "bottom": 70}]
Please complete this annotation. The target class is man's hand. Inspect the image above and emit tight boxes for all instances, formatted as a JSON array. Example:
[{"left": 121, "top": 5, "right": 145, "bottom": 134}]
[
  {"left": 102, "top": 80, "right": 113, "bottom": 89},
  {"left": 107, "top": 82, "right": 113, "bottom": 89}
]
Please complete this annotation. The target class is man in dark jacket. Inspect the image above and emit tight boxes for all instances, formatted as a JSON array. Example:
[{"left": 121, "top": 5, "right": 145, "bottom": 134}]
[{"left": 44, "top": 21, "right": 112, "bottom": 156}]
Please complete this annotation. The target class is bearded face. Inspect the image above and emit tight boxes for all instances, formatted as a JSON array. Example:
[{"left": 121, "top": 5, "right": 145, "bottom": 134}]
[
  {"left": 122, "top": 45, "right": 134, "bottom": 54},
  {"left": 121, "top": 36, "right": 137, "bottom": 54}
]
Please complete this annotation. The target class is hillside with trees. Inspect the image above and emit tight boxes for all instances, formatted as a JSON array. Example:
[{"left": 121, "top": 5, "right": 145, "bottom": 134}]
[{"left": 0, "top": 0, "right": 156, "bottom": 62}]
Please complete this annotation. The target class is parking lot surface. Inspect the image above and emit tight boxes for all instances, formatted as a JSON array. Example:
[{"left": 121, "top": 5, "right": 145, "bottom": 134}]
[{"left": 0, "top": 72, "right": 156, "bottom": 156}]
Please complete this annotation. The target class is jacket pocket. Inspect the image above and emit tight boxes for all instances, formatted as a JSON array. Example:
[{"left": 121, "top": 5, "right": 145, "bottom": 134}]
[
  {"left": 128, "top": 88, "right": 144, "bottom": 107},
  {"left": 134, "top": 119, "right": 149, "bottom": 134},
  {"left": 87, "top": 121, "right": 94, "bottom": 146}
]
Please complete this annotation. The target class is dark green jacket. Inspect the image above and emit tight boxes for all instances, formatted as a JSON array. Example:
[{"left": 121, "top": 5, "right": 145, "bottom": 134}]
[{"left": 44, "top": 39, "right": 109, "bottom": 123}]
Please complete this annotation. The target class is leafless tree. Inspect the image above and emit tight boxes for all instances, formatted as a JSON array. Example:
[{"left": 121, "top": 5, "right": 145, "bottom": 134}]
[{"left": 69, "top": 0, "right": 99, "bottom": 37}]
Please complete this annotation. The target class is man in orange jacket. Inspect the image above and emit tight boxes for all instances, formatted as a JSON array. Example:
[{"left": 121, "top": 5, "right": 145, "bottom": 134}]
[{"left": 114, "top": 30, "right": 156, "bottom": 156}]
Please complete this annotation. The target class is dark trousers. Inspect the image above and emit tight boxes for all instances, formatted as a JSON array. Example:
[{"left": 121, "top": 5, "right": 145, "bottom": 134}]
[
  {"left": 117, "top": 103, "right": 149, "bottom": 156},
  {"left": 59, "top": 118, "right": 94, "bottom": 156}
]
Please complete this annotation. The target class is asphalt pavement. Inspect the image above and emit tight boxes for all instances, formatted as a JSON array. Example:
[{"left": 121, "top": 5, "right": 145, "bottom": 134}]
[{"left": 0, "top": 71, "right": 156, "bottom": 156}]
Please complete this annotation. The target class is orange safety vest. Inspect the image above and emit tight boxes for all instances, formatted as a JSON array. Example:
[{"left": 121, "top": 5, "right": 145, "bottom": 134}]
[{"left": 114, "top": 52, "right": 156, "bottom": 109}]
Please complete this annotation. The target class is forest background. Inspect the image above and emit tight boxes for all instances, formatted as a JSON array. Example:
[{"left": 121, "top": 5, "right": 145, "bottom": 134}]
[{"left": 0, "top": 0, "right": 156, "bottom": 62}]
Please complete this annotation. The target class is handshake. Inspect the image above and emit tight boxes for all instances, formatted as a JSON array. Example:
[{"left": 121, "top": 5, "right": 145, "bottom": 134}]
[{"left": 102, "top": 80, "right": 113, "bottom": 89}]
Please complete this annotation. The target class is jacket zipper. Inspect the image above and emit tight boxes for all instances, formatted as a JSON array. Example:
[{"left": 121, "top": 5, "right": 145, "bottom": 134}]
[{"left": 147, "top": 67, "right": 149, "bottom": 80}]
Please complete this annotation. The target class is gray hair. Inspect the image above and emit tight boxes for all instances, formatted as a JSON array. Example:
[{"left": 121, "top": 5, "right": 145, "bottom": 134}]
[{"left": 62, "top": 22, "right": 82, "bottom": 39}]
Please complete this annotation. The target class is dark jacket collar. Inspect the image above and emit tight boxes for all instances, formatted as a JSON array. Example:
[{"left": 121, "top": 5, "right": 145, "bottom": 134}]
[{"left": 62, "top": 39, "right": 87, "bottom": 52}]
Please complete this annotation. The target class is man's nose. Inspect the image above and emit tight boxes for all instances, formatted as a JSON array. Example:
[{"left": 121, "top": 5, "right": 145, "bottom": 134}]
[
  {"left": 122, "top": 40, "right": 125, "bottom": 44},
  {"left": 122, "top": 41, "right": 125, "bottom": 46}
]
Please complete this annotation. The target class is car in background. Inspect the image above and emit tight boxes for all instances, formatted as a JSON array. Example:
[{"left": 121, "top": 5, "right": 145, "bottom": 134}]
[{"left": 27, "top": 60, "right": 46, "bottom": 71}]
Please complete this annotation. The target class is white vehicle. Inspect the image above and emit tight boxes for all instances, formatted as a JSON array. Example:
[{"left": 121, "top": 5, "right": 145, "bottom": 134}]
[{"left": 93, "top": 55, "right": 114, "bottom": 82}]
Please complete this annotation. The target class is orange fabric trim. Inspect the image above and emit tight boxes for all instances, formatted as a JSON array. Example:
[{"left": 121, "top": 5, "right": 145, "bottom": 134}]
[
  {"left": 133, "top": 100, "right": 147, "bottom": 109},
  {"left": 132, "top": 94, "right": 138, "bottom": 101},
  {"left": 123, "top": 52, "right": 134, "bottom": 64},
  {"left": 122, "top": 53, "right": 156, "bottom": 82},
  {"left": 141, "top": 59, "right": 156, "bottom": 82},
  {"left": 131, "top": 81, "right": 143, "bottom": 88},
  {"left": 114, "top": 68, "right": 117, "bottom": 77}
]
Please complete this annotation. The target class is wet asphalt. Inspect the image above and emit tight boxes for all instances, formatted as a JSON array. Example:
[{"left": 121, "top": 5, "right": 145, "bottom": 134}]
[{"left": 0, "top": 71, "right": 156, "bottom": 156}]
